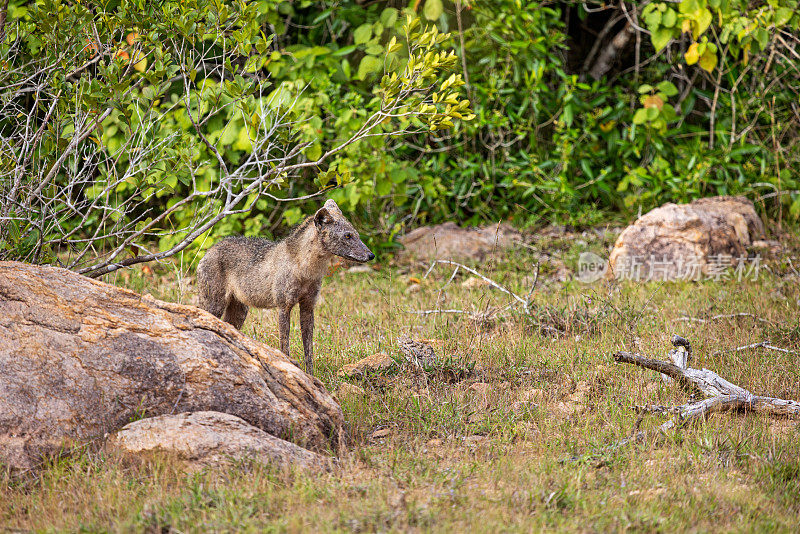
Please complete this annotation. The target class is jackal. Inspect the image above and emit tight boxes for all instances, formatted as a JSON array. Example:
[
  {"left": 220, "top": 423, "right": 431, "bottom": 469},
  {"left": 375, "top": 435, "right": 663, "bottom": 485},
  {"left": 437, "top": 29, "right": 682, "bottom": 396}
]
[{"left": 196, "top": 199, "right": 374, "bottom": 375}]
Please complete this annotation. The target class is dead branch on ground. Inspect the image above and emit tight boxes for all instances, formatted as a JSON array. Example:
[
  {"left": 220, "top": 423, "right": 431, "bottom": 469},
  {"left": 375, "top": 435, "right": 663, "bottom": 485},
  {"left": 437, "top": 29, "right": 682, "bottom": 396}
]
[{"left": 609, "top": 335, "right": 799, "bottom": 450}]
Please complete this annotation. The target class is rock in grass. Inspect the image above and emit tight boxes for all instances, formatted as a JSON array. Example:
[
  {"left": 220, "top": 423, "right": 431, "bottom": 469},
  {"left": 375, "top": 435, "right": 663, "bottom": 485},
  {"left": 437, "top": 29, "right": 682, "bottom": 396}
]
[
  {"left": 337, "top": 353, "right": 396, "bottom": 379},
  {"left": 108, "top": 411, "right": 330, "bottom": 472},
  {"left": 398, "top": 222, "right": 522, "bottom": 262},
  {"left": 0, "top": 261, "right": 344, "bottom": 470},
  {"left": 607, "top": 196, "right": 765, "bottom": 281},
  {"left": 370, "top": 428, "right": 391, "bottom": 440},
  {"left": 336, "top": 382, "right": 368, "bottom": 398}
]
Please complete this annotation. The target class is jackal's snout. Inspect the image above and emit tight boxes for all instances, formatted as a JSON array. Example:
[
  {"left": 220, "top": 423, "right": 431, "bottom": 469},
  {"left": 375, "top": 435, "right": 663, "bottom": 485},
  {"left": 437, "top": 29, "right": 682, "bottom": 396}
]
[{"left": 315, "top": 199, "right": 375, "bottom": 263}]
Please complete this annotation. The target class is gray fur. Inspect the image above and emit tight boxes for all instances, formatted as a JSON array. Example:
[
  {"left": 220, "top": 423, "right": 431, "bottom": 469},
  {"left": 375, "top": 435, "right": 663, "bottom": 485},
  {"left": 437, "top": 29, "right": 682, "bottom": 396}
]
[{"left": 196, "top": 199, "right": 374, "bottom": 375}]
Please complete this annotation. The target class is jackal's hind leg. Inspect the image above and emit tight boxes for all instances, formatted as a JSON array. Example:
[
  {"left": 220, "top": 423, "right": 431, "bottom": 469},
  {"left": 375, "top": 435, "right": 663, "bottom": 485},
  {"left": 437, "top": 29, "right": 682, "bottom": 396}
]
[
  {"left": 299, "top": 299, "right": 315, "bottom": 376},
  {"left": 222, "top": 298, "right": 248, "bottom": 330}
]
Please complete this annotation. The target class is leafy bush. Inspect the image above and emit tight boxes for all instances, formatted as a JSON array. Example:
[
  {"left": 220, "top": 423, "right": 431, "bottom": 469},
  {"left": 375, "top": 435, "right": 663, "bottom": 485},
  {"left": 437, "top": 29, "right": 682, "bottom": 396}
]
[{"left": 2, "top": 0, "right": 798, "bottom": 269}]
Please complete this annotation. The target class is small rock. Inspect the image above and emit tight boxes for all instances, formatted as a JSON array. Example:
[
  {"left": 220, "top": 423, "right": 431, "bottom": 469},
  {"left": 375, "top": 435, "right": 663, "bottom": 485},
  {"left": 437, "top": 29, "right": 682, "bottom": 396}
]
[
  {"left": 565, "top": 381, "right": 591, "bottom": 404},
  {"left": 771, "top": 289, "right": 787, "bottom": 301},
  {"left": 553, "top": 401, "right": 587, "bottom": 417},
  {"left": 464, "top": 435, "right": 487, "bottom": 447},
  {"left": 469, "top": 382, "right": 493, "bottom": 409},
  {"left": 469, "top": 382, "right": 492, "bottom": 396},
  {"left": 347, "top": 264, "right": 374, "bottom": 274},
  {"left": 511, "top": 401, "right": 535, "bottom": 414},
  {"left": 516, "top": 388, "right": 545, "bottom": 403},
  {"left": 337, "top": 353, "right": 396, "bottom": 379},
  {"left": 751, "top": 239, "right": 781, "bottom": 255},
  {"left": 407, "top": 283, "right": 421, "bottom": 294},
  {"left": 336, "top": 382, "right": 367, "bottom": 398},
  {"left": 462, "top": 277, "right": 489, "bottom": 289},
  {"left": 398, "top": 335, "right": 437, "bottom": 368},
  {"left": 467, "top": 412, "right": 485, "bottom": 424},
  {"left": 370, "top": 428, "right": 391, "bottom": 439},
  {"left": 517, "top": 421, "right": 540, "bottom": 441},
  {"left": 107, "top": 411, "right": 329, "bottom": 472}
]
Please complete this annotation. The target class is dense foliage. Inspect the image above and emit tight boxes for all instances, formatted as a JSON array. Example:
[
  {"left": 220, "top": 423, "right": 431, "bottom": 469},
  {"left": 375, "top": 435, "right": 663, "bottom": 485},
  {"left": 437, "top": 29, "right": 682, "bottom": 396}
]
[
  {"left": 0, "top": 0, "right": 470, "bottom": 269},
  {"left": 1, "top": 0, "right": 799, "bottom": 265}
]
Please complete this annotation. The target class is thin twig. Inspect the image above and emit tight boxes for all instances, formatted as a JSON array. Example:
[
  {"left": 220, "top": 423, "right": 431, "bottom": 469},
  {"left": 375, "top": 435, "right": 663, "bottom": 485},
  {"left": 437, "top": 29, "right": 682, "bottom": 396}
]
[
  {"left": 712, "top": 341, "right": 800, "bottom": 357},
  {"left": 674, "top": 313, "right": 772, "bottom": 325},
  {"left": 424, "top": 259, "right": 527, "bottom": 307}
]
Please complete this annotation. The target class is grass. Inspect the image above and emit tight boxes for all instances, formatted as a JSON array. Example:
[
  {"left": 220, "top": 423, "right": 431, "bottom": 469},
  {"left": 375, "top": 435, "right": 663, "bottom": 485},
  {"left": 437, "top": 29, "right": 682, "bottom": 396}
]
[{"left": 2, "top": 229, "right": 800, "bottom": 532}]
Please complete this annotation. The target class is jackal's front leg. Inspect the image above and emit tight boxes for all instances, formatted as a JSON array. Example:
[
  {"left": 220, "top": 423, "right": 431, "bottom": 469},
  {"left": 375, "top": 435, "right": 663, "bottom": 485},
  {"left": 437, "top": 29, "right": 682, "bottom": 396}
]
[
  {"left": 299, "top": 299, "right": 315, "bottom": 376},
  {"left": 278, "top": 306, "right": 291, "bottom": 359}
]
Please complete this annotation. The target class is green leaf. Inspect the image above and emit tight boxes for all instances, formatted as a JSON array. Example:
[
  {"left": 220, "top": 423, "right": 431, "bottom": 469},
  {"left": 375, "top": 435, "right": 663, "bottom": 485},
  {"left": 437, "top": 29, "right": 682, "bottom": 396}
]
[
  {"left": 678, "top": 0, "right": 700, "bottom": 14},
  {"left": 305, "top": 142, "right": 321, "bottom": 161},
  {"left": 775, "top": 7, "right": 793, "bottom": 26},
  {"left": 754, "top": 28, "right": 769, "bottom": 51},
  {"left": 389, "top": 168, "right": 407, "bottom": 184},
  {"left": 643, "top": 9, "right": 662, "bottom": 29},
  {"left": 562, "top": 105, "right": 573, "bottom": 127},
  {"left": 354, "top": 23, "right": 372, "bottom": 45},
  {"left": 657, "top": 81, "right": 679, "bottom": 97},
  {"left": 380, "top": 7, "right": 398, "bottom": 28},
  {"left": 312, "top": 8, "right": 333, "bottom": 24},
  {"left": 357, "top": 55, "right": 382, "bottom": 80},
  {"left": 692, "top": 8, "right": 713, "bottom": 39},
  {"left": 638, "top": 84, "right": 654, "bottom": 94},
  {"left": 219, "top": 123, "right": 239, "bottom": 145},
  {"left": 790, "top": 196, "right": 800, "bottom": 218},
  {"left": 633, "top": 108, "right": 649, "bottom": 124},
  {"left": 423, "top": 0, "right": 443, "bottom": 21},
  {"left": 332, "top": 44, "right": 356, "bottom": 56},
  {"left": 376, "top": 175, "right": 392, "bottom": 195},
  {"left": 662, "top": 9, "right": 677, "bottom": 28},
  {"left": 661, "top": 103, "right": 677, "bottom": 121},
  {"left": 651, "top": 27, "right": 673, "bottom": 51},
  {"left": 283, "top": 207, "right": 303, "bottom": 226}
]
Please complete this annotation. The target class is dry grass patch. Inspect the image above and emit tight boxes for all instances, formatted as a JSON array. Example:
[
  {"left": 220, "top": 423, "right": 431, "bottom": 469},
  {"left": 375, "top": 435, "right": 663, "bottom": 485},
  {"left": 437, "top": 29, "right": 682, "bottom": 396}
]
[{"left": 3, "top": 235, "right": 800, "bottom": 531}]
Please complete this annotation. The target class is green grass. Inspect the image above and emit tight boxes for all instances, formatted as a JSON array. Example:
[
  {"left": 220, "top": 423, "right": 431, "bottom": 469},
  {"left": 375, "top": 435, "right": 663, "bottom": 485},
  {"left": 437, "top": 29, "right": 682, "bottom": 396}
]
[{"left": 2, "top": 232, "right": 799, "bottom": 532}]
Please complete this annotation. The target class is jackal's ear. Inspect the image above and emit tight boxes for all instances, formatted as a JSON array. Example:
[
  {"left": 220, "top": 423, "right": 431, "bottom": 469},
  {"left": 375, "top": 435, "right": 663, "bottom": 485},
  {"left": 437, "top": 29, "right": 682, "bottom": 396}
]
[
  {"left": 323, "top": 199, "right": 342, "bottom": 214},
  {"left": 314, "top": 207, "right": 334, "bottom": 228}
]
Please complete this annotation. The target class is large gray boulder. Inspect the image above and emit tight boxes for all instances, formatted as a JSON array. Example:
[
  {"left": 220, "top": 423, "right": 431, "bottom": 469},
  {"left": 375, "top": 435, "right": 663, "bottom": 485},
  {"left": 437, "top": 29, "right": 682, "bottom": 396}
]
[{"left": 0, "top": 261, "right": 344, "bottom": 470}]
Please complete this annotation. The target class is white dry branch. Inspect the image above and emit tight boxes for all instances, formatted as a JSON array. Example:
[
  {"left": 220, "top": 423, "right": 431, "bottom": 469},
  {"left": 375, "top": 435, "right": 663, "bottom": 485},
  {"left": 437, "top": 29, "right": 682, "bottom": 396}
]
[
  {"left": 421, "top": 258, "right": 539, "bottom": 313},
  {"left": 673, "top": 312, "right": 772, "bottom": 325},
  {"left": 606, "top": 335, "right": 800, "bottom": 452}
]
